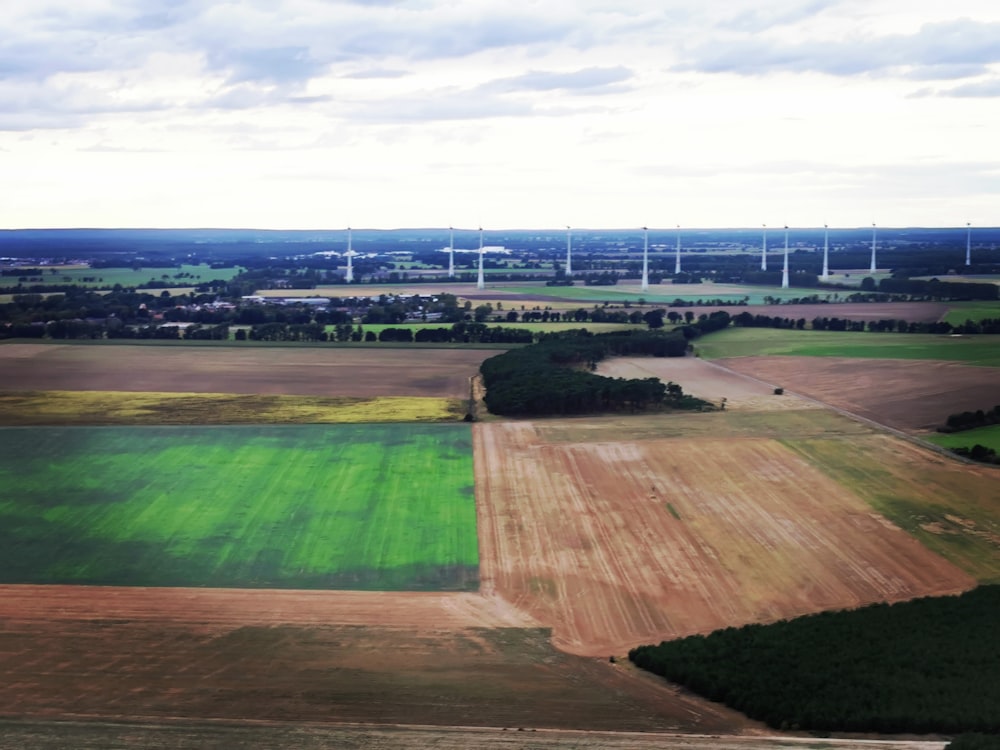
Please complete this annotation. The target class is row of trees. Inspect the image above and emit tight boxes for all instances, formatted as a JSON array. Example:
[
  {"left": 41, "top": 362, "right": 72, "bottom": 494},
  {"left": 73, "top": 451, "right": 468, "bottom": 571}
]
[
  {"left": 730, "top": 310, "right": 1000, "bottom": 335},
  {"left": 480, "top": 329, "right": 705, "bottom": 416},
  {"left": 942, "top": 405, "right": 1000, "bottom": 432},
  {"left": 629, "top": 586, "right": 1000, "bottom": 734}
]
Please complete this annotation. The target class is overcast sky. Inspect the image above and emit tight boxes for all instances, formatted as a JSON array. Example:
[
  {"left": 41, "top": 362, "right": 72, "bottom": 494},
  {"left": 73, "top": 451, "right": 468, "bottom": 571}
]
[{"left": 2, "top": 0, "right": 999, "bottom": 230}]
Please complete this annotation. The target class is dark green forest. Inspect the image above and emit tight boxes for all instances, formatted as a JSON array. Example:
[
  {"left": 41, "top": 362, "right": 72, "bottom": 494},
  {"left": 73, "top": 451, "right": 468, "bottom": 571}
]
[
  {"left": 629, "top": 586, "right": 1000, "bottom": 734},
  {"left": 479, "top": 327, "right": 714, "bottom": 416}
]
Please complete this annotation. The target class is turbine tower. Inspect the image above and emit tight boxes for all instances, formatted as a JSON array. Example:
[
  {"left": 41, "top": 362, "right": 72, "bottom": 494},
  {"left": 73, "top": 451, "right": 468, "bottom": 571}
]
[
  {"left": 781, "top": 225, "right": 790, "bottom": 289},
  {"left": 821, "top": 223, "right": 830, "bottom": 280},
  {"left": 448, "top": 226, "right": 455, "bottom": 277},
  {"left": 641, "top": 226, "right": 649, "bottom": 292},
  {"left": 674, "top": 224, "right": 682, "bottom": 275},
  {"left": 870, "top": 222, "right": 877, "bottom": 274},
  {"left": 344, "top": 226, "right": 356, "bottom": 283},
  {"left": 966, "top": 222, "right": 972, "bottom": 267},
  {"left": 476, "top": 227, "right": 485, "bottom": 290},
  {"left": 761, "top": 224, "right": 768, "bottom": 271},
  {"left": 565, "top": 225, "right": 572, "bottom": 277}
]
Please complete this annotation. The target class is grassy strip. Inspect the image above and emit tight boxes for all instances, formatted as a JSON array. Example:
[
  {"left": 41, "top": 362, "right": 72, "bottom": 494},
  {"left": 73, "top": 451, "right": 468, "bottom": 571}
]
[
  {"left": 0, "top": 424, "right": 478, "bottom": 590},
  {"left": 927, "top": 424, "right": 1000, "bottom": 453},
  {"left": 695, "top": 327, "right": 1000, "bottom": 366},
  {"left": 0, "top": 390, "right": 466, "bottom": 426}
]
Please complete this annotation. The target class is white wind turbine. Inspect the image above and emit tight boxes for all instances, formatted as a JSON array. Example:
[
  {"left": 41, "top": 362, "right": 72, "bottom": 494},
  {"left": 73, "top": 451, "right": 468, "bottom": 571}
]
[
  {"left": 438, "top": 226, "right": 456, "bottom": 278},
  {"left": 641, "top": 226, "right": 649, "bottom": 292},
  {"left": 565, "top": 225, "right": 573, "bottom": 277},
  {"left": 761, "top": 224, "right": 768, "bottom": 271},
  {"left": 870, "top": 222, "right": 878, "bottom": 274},
  {"left": 966, "top": 222, "right": 972, "bottom": 267},
  {"left": 344, "top": 226, "right": 357, "bottom": 283},
  {"left": 674, "top": 225, "right": 681, "bottom": 275},
  {"left": 821, "top": 223, "right": 830, "bottom": 280},
  {"left": 782, "top": 225, "right": 790, "bottom": 289},
  {"left": 476, "top": 227, "right": 486, "bottom": 290}
]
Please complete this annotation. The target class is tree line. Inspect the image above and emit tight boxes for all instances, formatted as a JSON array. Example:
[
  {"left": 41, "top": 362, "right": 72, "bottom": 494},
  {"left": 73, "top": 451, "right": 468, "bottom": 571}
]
[
  {"left": 479, "top": 329, "right": 710, "bottom": 417},
  {"left": 732, "top": 310, "right": 1000, "bottom": 334},
  {"left": 629, "top": 585, "right": 1000, "bottom": 734}
]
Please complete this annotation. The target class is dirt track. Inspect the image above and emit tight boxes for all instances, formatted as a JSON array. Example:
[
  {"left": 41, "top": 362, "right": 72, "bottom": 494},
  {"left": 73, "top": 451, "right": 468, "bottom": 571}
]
[{"left": 717, "top": 356, "right": 1000, "bottom": 431}]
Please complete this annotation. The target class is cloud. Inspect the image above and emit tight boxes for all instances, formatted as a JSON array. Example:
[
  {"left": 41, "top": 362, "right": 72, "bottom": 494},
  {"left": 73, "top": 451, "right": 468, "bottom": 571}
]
[
  {"left": 207, "top": 45, "right": 329, "bottom": 86},
  {"left": 913, "top": 77, "right": 1000, "bottom": 98},
  {"left": 343, "top": 68, "right": 409, "bottom": 79},
  {"left": 676, "top": 18, "right": 1000, "bottom": 81},
  {"left": 482, "top": 66, "right": 634, "bottom": 94},
  {"left": 718, "top": 0, "right": 836, "bottom": 33}
]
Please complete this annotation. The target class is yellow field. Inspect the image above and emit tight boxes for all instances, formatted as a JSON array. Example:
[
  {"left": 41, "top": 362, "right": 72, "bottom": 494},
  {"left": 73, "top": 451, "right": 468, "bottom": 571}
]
[{"left": 0, "top": 390, "right": 465, "bottom": 425}]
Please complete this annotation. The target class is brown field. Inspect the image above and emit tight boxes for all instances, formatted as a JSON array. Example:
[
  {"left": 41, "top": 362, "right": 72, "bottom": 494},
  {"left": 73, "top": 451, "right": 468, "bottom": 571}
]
[
  {"left": 717, "top": 356, "right": 1000, "bottom": 432},
  {"left": 0, "top": 343, "right": 492, "bottom": 398},
  {"left": 0, "top": 586, "right": 752, "bottom": 734},
  {"left": 474, "top": 420, "right": 976, "bottom": 658},
  {"left": 597, "top": 357, "right": 821, "bottom": 411}
]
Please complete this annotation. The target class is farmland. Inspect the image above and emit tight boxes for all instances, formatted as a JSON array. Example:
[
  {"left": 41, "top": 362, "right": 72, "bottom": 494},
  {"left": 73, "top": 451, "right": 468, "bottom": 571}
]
[
  {"left": 4, "top": 263, "right": 241, "bottom": 289},
  {"left": 0, "top": 424, "right": 478, "bottom": 590},
  {"left": 1, "top": 326, "right": 999, "bottom": 744},
  {"left": 928, "top": 424, "right": 1000, "bottom": 452},
  {"left": 693, "top": 327, "right": 1000, "bottom": 365},
  {"left": 0, "top": 342, "right": 492, "bottom": 397},
  {"left": 474, "top": 414, "right": 979, "bottom": 658}
]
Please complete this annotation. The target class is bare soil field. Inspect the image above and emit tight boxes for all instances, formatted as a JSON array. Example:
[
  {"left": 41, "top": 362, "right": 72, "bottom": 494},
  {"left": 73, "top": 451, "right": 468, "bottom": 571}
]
[
  {"left": 474, "top": 421, "right": 976, "bottom": 657},
  {"left": 0, "top": 587, "right": 751, "bottom": 734},
  {"left": 0, "top": 719, "right": 950, "bottom": 750},
  {"left": 596, "top": 357, "right": 822, "bottom": 411},
  {"left": 0, "top": 344, "right": 491, "bottom": 398},
  {"left": 717, "top": 356, "right": 1000, "bottom": 431}
]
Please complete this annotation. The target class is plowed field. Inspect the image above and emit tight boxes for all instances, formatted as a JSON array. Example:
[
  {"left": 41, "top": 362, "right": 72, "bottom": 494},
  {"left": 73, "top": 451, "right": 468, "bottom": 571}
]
[
  {"left": 718, "top": 356, "right": 1000, "bottom": 431},
  {"left": 474, "top": 421, "right": 976, "bottom": 657},
  {"left": 0, "top": 344, "right": 491, "bottom": 398}
]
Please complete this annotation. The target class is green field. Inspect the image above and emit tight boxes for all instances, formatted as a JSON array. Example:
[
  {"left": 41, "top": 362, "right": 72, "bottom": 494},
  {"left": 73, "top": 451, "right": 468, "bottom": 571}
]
[
  {"left": 927, "top": 424, "right": 1000, "bottom": 453},
  {"left": 497, "top": 282, "right": 837, "bottom": 305},
  {"left": 8, "top": 263, "right": 242, "bottom": 289},
  {"left": 942, "top": 300, "right": 1000, "bottom": 325},
  {"left": 0, "top": 424, "right": 478, "bottom": 590},
  {"left": 694, "top": 327, "right": 1000, "bottom": 366}
]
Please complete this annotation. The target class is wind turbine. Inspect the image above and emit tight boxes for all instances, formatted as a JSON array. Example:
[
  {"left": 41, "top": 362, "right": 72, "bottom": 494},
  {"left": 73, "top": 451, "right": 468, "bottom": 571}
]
[
  {"left": 439, "top": 226, "right": 455, "bottom": 278},
  {"left": 821, "top": 223, "right": 830, "bottom": 280},
  {"left": 565, "top": 226, "right": 573, "bottom": 277},
  {"left": 781, "top": 225, "right": 790, "bottom": 289},
  {"left": 761, "top": 224, "right": 768, "bottom": 271},
  {"left": 966, "top": 222, "right": 972, "bottom": 267},
  {"left": 476, "top": 227, "right": 486, "bottom": 290},
  {"left": 344, "top": 226, "right": 357, "bottom": 283},
  {"left": 870, "top": 222, "right": 877, "bottom": 274},
  {"left": 674, "top": 225, "right": 682, "bottom": 275},
  {"left": 641, "top": 226, "right": 649, "bottom": 292}
]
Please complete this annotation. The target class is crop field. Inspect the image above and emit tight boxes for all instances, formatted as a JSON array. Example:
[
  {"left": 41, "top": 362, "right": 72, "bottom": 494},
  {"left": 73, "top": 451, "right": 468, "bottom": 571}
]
[
  {"left": 474, "top": 415, "right": 977, "bottom": 657},
  {"left": 718, "top": 357, "right": 1000, "bottom": 432},
  {"left": 694, "top": 327, "right": 1000, "bottom": 365},
  {"left": 0, "top": 343, "right": 492, "bottom": 398},
  {"left": 0, "top": 390, "right": 464, "bottom": 425},
  {"left": 927, "top": 424, "right": 1000, "bottom": 452},
  {"left": 7, "top": 263, "right": 242, "bottom": 289},
  {"left": 0, "top": 424, "right": 478, "bottom": 590},
  {"left": 941, "top": 300, "right": 1000, "bottom": 324}
]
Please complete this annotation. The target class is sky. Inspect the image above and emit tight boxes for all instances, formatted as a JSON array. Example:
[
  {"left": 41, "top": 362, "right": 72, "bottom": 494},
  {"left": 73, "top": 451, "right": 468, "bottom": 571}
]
[{"left": 2, "top": 0, "right": 999, "bottom": 230}]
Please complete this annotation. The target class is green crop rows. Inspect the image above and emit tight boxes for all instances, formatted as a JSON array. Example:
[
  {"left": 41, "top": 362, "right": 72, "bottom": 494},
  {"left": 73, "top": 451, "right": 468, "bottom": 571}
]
[{"left": 0, "top": 424, "right": 478, "bottom": 590}]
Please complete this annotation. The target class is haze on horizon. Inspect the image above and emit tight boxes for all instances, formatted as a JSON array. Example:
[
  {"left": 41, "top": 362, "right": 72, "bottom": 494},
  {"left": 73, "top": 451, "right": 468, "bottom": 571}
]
[{"left": 2, "top": 0, "right": 999, "bottom": 231}]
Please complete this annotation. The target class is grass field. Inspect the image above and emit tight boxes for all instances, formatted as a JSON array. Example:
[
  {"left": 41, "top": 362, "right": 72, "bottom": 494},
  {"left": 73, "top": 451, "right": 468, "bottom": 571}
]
[
  {"left": 8, "top": 263, "right": 243, "bottom": 289},
  {"left": 0, "top": 391, "right": 466, "bottom": 425},
  {"left": 0, "top": 424, "right": 478, "bottom": 589},
  {"left": 927, "top": 424, "right": 1000, "bottom": 453},
  {"left": 941, "top": 300, "right": 1000, "bottom": 325},
  {"left": 694, "top": 327, "right": 1000, "bottom": 366}
]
